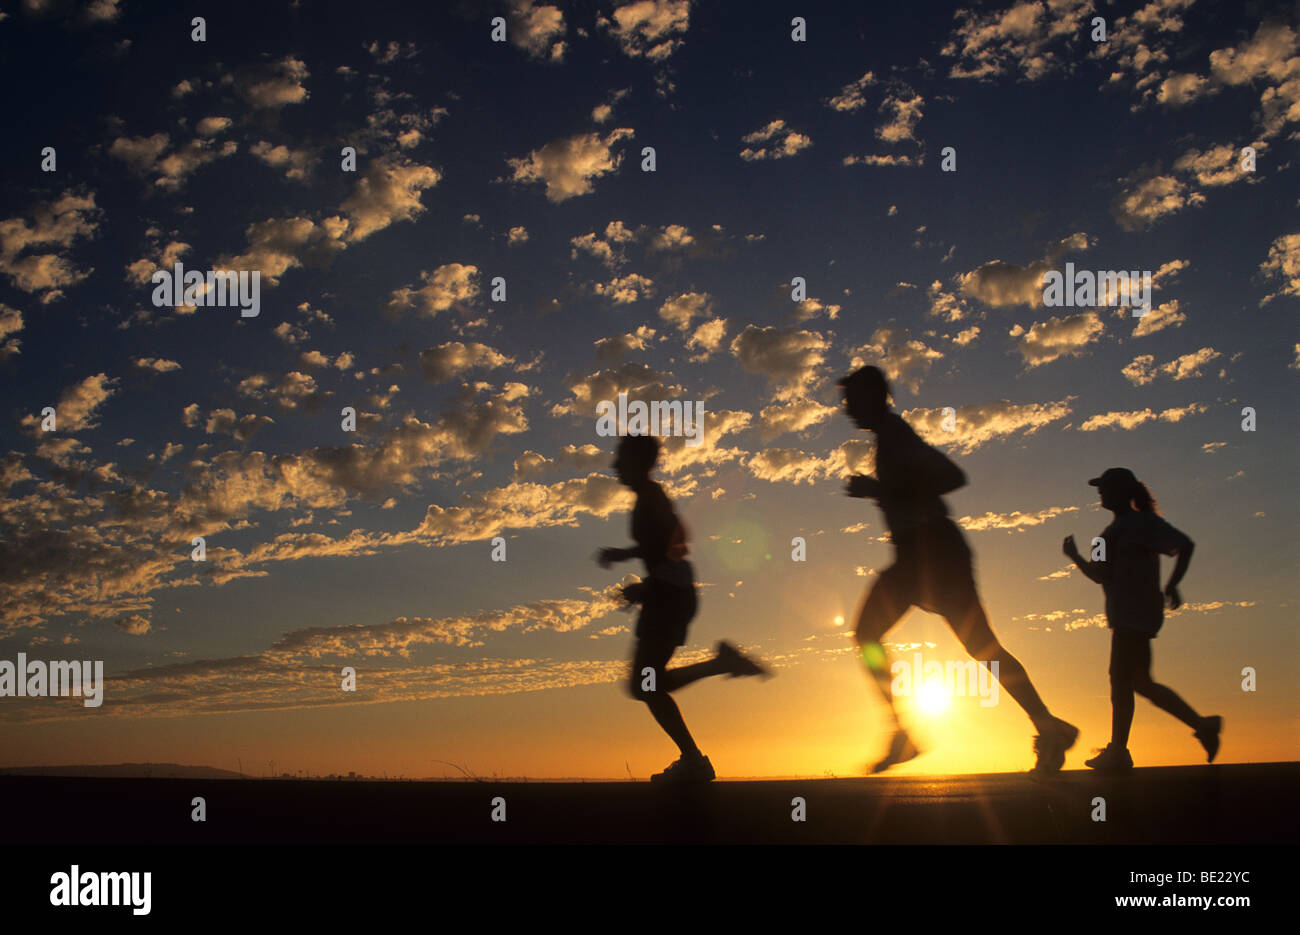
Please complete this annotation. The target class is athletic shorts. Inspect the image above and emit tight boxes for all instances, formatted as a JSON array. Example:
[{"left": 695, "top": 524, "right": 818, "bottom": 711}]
[
  {"left": 1108, "top": 627, "right": 1154, "bottom": 683},
  {"left": 880, "top": 518, "right": 978, "bottom": 616},
  {"left": 634, "top": 576, "right": 698, "bottom": 649}
]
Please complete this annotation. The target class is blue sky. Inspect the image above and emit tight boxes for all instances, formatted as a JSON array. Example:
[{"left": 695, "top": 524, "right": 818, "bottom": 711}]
[{"left": 0, "top": 0, "right": 1296, "bottom": 777}]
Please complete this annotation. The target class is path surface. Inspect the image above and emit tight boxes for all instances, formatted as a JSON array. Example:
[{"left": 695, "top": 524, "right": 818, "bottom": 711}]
[{"left": 3, "top": 762, "right": 1296, "bottom": 844}]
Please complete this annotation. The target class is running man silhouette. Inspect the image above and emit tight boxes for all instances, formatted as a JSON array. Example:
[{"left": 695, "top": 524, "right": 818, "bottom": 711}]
[
  {"left": 1063, "top": 467, "right": 1221, "bottom": 771},
  {"left": 597, "top": 434, "right": 769, "bottom": 783},
  {"left": 840, "top": 366, "right": 1078, "bottom": 773}
]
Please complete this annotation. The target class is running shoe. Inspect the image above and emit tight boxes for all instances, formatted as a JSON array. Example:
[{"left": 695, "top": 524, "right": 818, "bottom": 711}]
[
  {"left": 1031, "top": 717, "right": 1079, "bottom": 773},
  {"left": 651, "top": 754, "right": 716, "bottom": 784},
  {"left": 1084, "top": 744, "right": 1134, "bottom": 772},
  {"left": 716, "top": 641, "right": 770, "bottom": 678},
  {"left": 870, "top": 729, "right": 921, "bottom": 773},
  {"left": 1194, "top": 715, "right": 1222, "bottom": 763}
]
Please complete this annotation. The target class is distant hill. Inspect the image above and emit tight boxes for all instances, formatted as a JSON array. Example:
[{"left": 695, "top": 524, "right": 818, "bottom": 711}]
[{"left": 0, "top": 763, "right": 246, "bottom": 779}]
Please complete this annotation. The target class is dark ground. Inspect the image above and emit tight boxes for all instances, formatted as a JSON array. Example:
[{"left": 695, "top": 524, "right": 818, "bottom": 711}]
[{"left": 3, "top": 761, "right": 1296, "bottom": 844}]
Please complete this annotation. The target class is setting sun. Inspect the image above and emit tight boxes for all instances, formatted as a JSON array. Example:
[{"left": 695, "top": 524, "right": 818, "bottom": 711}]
[{"left": 917, "top": 681, "right": 951, "bottom": 716}]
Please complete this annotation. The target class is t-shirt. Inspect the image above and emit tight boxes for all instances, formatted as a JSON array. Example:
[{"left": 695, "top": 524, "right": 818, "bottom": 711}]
[
  {"left": 873, "top": 412, "right": 966, "bottom": 539},
  {"left": 1097, "top": 510, "right": 1192, "bottom": 636},
  {"left": 631, "top": 481, "right": 693, "bottom": 589}
]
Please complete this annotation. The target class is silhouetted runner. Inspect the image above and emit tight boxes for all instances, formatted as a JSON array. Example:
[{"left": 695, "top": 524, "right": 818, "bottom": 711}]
[
  {"left": 1063, "top": 467, "right": 1221, "bottom": 771},
  {"left": 597, "top": 434, "right": 769, "bottom": 783},
  {"left": 839, "top": 366, "right": 1078, "bottom": 774}
]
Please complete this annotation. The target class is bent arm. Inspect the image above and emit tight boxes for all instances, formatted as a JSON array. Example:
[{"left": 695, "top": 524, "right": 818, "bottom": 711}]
[
  {"left": 1072, "top": 556, "right": 1111, "bottom": 584},
  {"left": 1166, "top": 538, "right": 1193, "bottom": 589}
]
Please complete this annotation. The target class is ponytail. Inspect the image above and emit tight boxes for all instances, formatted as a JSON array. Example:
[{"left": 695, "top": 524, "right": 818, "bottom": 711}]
[{"left": 1132, "top": 481, "right": 1159, "bottom": 514}]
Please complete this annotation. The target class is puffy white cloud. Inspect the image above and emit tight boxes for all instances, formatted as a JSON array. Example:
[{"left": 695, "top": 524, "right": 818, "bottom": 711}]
[
  {"left": 132, "top": 357, "right": 181, "bottom": 373},
  {"left": 1111, "top": 172, "right": 1201, "bottom": 230},
  {"left": 0, "top": 304, "right": 22, "bottom": 360},
  {"left": 1009, "top": 312, "right": 1105, "bottom": 367},
  {"left": 0, "top": 191, "right": 99, "bottom": 299},
  {"left": 745, "top": 448, "right": 838, "bottom": 486},
  {"left": 928, "top": 280, "right": 971, "bottom": 321},
  {"left": 195, "top": 116, "right": 232, "bottom": 137},
  {"left": 508, "top": 129, "right": 634, "bottom": 202},
  {"left": 592, "top": 88, "right": 630, "bottom": 123},
  {"left": 204, "top": 408, "right": 275, "bottom": 442},
  {"left": 958, "top": 233, "right": 1089, "bottom": 307},
  {"left": 1122, "top": 347, "right": 1221, "bottom": 385},
  {"left": 1259, "top": 233, "right": 1300, "bottom": 305},
  {"left": 111, "top": 133, "right": 239, "bottom": 191},
  {"left": 658, "top": 291, "right": 712, "bottom": 331},
  {"left": 270, "top": 371, "right": 322, "bottom": 410},
  {"left": 843, "top": 153, "right": 919, "bottom": 167},
  {"left": 740, "top": 119, "right": 813, "bottom": 161},
  {"left": 107, "top": 133, "right": 169, "bottom": 172},
  {"left": 549, "top": 361, "right": 684, "bottom": 418},
  {"left": 952, "top": 326, "right": 980, "bottom": 346},
  {"left": 1078, "top": 403, "right": 1206, "bottom": 431},
  {"left": 340, "top": 156, "right": 442, "bottom": 242},
  {"left": 1171, "top": 143, "right": 1249, "bottom": 187},
  {"left": 1157, "top": 72, "right": 1210, "bottom": 105},
  {"left": 125, "top": 240, "right": 190, "bottom": 286},
  {"left": 957, "top": 505, "right": 1078, "bottom": 532},
  {"left": 792, "top": 296, "right": 841, "bottom": 322},
  {"left": 599, "top": 0, "right": 691, "bottom": 61},
  {"left": 234, "top": 56, "right": 310, "bottom": 109},
  {"left": 20, "top": 373, "right": 118, "bottom": 434},
  {"left": 756, "top": 398, "right": 837, "bottom": 440},
  {"left": 730, "top": 325, "right": 829, "bottom": 401},
  {"left": 655, "top": 291, "right": 728, "bottom": 356},
  {"left": 513, "top": 444, "right": 608, "bottom": 480},
  {"left": 593, "top": 272, "right": 654, "bottom": 305},
  {"left": 1132, "top": 299, "right": 1185, "bottom": 337},
  {"left": 942, "top": 0, "right": 1094, "bottom": 80},
  {"left": 508, "top": 0, "right": 566, "bottom": 61},
  {"left": 649, "top": 223, "right": 693, "bottom": 252},
  {"left": 221, "top": 216, "right": 346, "bottom": 287},
  {"left": 419, "top": 341, "right": 513, "bottom": 382},
  {"left": 1207, "top": 21, "right": 1300, "bottom": 139},
  {"left": 903, "top": 398, "right": 1074, "bottom": 454},
  {"left": 851, "top": 324, "right": 944, "bottom": 392},
  {"left": 593, "top": 325, "right": 657, "bottom": 362},
  {"left": 386, "top": 263, "right": 480, "bottom": 317},
  {"left": 250, "top": 141, "right": 317, "bottom": 181},
  {"left": 114, "top": 614, "right": 151, "bottom": 635},
  {"left": 826, "top": 71, "right": 876, "bottom": 111},
  {"left": 876, "top": 89, "right": 923, "bottom": 143}
]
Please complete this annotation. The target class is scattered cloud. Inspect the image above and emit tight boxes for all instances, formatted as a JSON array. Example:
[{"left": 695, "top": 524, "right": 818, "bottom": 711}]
[
  {"left": 508, "top": 128, "right": 635, "bottom": 202},
  {"left": 740, "top": 120, "right": 813, "bottom": 161},
  {"left": 1009, "top": 312, "right": 1104, "bottom": 367},
  {"left": 598, "top": 0, "right": 691, "bottom": 61},
  {"left": 1122, "top": 347, "right": 1221, "bottom": 385}
]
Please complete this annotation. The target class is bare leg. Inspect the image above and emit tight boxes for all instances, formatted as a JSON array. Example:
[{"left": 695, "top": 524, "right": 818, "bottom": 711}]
[
  {"left": 662, "top": 657, "right": 728, "bottom": 692},
  {"left": 643, "top": 694, "right": 701, "bottom": 757},
  {"left": 946, "top": 595, "right": 1050, "bottom": 726},
  {"left": 853, "top": 566, "right": 911, "bottom": 728},
  {"left": 1132, "top": 640, "right": 1203, "bottom": 729},
  {"left": 631, "top": 640, "right": 703, "bottom": 758},
  {"left": 1109, "top": 630, "right": 1140, "bottom": 748}
]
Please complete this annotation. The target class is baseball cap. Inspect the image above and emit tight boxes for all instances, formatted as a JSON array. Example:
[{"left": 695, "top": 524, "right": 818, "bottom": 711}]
[{"left": 1089, "top": 467, "right": 1139, "bottom": 489}]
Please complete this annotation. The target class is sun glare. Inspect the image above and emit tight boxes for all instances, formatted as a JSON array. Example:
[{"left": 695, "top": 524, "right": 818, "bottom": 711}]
[{"left": 916, "top": 680, "right": 950, "bottom": 715}]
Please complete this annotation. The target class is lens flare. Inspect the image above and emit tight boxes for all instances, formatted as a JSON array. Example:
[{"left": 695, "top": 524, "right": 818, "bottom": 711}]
[{"left": 916, "top": 680, "right": 950, "bottom": 715}]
